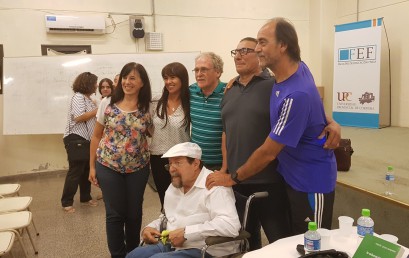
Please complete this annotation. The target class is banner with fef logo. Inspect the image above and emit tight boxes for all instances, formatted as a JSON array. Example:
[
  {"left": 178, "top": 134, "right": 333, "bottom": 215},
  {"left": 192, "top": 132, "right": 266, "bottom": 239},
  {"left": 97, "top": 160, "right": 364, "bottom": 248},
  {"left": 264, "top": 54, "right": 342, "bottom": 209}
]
[{"left": 333, "top": 18, "right": 383, "bottom": 128}]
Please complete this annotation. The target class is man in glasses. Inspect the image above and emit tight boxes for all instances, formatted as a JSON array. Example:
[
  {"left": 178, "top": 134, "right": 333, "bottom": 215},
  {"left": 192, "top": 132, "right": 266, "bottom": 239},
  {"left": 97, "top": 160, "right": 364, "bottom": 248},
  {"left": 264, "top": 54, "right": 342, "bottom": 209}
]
[
  {"left": 207, "top": 18, "right": 340, "bottom": 237},
  {"left": 127, "top": 142, "right": 240, "bottom": 258},
  {"left": 189, "top": 52, "right": 226, "bottom": 171},
  {"left": 220, "top": 37, "right": 291, "bottom": 250}
]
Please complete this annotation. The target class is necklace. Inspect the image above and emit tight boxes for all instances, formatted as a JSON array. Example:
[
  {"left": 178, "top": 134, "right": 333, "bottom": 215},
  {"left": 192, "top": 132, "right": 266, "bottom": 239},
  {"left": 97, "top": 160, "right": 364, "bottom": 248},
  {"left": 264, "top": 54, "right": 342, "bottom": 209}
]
[
  {"left": 168, "top": 102, "right": 180, "bottom": 112},
  {"left": 167, "top": 105, "right": 177, "bottom": 112}
]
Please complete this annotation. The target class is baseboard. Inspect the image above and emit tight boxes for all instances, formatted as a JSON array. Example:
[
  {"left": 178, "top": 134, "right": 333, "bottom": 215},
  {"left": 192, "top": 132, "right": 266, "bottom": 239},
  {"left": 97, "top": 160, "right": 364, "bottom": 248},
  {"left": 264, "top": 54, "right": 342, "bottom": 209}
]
[{"left": 0, "top": 170, "right": 67, "bottom": 183}]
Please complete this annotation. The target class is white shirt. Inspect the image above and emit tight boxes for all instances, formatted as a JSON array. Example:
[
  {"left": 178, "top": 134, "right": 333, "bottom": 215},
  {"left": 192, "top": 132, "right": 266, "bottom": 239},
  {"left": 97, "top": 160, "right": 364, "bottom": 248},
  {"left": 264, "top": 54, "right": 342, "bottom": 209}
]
[
  {"left": 146, "top": 167, "right": 241, "bottom": 256},
  {"left": 96, "top": 97, "right": 111, "bottom": 124},
  {"left": 149, "top": 101, "right": 191, "bottom": 155},
  {"left": 64, "top": 92, "right": 97, "bottom": 140}
]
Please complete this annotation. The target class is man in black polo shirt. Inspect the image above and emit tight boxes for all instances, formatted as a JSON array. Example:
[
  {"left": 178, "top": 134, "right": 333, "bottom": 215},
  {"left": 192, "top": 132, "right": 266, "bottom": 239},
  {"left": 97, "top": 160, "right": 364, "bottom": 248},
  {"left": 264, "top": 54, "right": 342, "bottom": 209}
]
[
  {"left": 212, "top": 37, "right": 341, "bottom": 250},
  {"left": 220, "top": 37, "right": 292, "bottom": 250}
]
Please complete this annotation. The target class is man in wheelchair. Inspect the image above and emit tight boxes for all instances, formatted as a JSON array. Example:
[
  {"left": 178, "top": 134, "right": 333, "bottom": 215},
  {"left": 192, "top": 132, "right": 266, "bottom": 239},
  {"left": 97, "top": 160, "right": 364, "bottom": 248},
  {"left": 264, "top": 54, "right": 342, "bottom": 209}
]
[{"left": 126, "top": 142, "right": 241, "bottom": 258}]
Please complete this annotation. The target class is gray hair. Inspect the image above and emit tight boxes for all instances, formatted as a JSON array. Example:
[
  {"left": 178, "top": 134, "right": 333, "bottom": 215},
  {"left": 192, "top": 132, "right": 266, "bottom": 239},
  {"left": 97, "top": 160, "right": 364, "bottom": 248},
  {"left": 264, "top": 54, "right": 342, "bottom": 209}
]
[
  {"left": 195, "top": 52, "right": 224, "bottom": 74},
  {"left": 240, "top": 37, "right": 258, "bottom": 44}
]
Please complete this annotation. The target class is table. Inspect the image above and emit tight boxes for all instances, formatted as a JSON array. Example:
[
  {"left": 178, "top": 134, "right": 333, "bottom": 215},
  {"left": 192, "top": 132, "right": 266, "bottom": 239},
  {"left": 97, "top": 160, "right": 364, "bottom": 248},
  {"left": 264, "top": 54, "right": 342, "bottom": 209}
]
[{"left": 242, "top": 228, "right": 409, "bottom": 258}]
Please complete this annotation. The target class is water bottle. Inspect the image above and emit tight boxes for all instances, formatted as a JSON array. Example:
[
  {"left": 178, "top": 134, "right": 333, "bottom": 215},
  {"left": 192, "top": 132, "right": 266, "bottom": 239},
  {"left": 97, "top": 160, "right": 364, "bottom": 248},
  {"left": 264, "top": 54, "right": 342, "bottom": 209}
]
[
  {"left": 357, "top": 208, "right": 374, "bottom": 238},
  {"left": 304, "top": 222, "right": 321, "bottom": 253},
  {"left": 384, "top": 166, "right": 395, "bottom": 196}
]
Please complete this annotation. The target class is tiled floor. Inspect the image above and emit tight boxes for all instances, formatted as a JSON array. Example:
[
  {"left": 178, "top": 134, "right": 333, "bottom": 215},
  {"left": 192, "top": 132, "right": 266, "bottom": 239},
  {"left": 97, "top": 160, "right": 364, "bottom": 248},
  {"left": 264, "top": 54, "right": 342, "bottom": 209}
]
[
  {"left": 1, "top": 171, "right": 162, "bottom": 258},
  {"left": 1, "top": 172, "right": 268, "bottom": 258},
  {"left": 5, "top": 126, "right": 406, "bottom": 257}
]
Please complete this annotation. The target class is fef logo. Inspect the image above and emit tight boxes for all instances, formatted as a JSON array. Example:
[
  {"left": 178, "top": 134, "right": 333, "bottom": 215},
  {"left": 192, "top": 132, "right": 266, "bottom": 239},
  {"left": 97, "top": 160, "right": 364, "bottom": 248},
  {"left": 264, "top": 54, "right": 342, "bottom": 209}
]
[
  {"left": 337, "top": 92, "right": 352, "bottom": 101},
  {"left": 338, "top": 45, "right": 376, "bottom": 62}
]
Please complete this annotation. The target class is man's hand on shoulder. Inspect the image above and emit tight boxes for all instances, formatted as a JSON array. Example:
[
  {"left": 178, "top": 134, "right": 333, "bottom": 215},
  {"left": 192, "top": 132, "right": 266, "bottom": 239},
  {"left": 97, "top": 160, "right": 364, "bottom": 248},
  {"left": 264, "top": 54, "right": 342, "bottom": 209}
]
[
  {"left": 142, "top": 227, "right": 161, "bottom": 244},
  {"left": 215, "top": 168, "right": 228, "bottom": 174},
  {"left": 205, "top": 171, "right": 235, "bottom": 190}
]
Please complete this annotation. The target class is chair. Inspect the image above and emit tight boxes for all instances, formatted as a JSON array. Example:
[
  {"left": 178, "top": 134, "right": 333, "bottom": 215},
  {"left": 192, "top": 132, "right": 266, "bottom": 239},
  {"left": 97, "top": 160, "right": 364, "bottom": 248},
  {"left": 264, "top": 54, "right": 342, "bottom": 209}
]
[
  {"left": 0, "top": 184, "right": 21, "bottom": 197},
  {"left": 201, "top": 191, "right": 269, "bottom": 258},
  {"left": 0, "top": 230, "right": 28, "bottom": 258},
  {"left": 0, "top": 231, "right": 15, "bottom": 257},
  {"left": 0, "top": 196, "right": 39, "bottom": 236},
  {"left": 0, "top": 211, "right": 38, "bottom": 256}
]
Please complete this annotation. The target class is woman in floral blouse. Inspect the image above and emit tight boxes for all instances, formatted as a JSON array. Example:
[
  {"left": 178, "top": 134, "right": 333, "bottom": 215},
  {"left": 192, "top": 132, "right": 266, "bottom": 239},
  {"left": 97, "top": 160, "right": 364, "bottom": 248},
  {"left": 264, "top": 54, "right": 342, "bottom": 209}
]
[{"left": 89, "top": 62, "right": 152, "bottom": 258}]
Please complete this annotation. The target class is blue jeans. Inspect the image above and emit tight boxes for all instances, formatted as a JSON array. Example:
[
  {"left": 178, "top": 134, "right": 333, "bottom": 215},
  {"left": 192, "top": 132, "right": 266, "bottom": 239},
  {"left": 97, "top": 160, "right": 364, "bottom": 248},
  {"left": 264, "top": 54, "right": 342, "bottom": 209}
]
[
  {"left": 96, "top": 162, "right": 149, "bottom": 258},
  {"left": 126, "top": 243, "right": 210, "bottom": 258}
]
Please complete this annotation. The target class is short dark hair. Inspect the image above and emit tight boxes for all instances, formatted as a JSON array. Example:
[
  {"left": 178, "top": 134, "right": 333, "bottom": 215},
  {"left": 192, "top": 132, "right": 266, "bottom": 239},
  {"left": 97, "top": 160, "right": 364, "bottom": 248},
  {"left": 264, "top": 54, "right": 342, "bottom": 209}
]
[
  {"left": 272, "top": 17, "right": 301, "bottom": 62},
  {"left": 72, "top": 72, "right": 98, "bottom": 94},
  {"left": 186, "top": 157, "right": 204, "bottom": 169},
  {"left": 98, "top": 78, "right": 114, "bottom": 96},
  {"left": 111, "top": 62, "right": 152, "bottom": 113}
]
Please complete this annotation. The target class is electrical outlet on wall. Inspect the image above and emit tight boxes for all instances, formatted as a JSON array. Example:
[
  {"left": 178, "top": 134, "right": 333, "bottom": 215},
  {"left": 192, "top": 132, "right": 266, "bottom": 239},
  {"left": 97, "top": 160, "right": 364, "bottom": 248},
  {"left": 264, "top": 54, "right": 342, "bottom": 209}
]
[{"left": 129, "top": 16, "right": 145, "bottom": 39}]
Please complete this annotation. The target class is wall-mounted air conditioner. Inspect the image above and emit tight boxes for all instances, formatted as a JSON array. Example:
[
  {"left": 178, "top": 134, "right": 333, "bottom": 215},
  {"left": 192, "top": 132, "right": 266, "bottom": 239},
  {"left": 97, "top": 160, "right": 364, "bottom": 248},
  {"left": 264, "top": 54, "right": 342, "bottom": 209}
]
[{"left": 45, "top": 15, "right": 106, "bottom": 34}]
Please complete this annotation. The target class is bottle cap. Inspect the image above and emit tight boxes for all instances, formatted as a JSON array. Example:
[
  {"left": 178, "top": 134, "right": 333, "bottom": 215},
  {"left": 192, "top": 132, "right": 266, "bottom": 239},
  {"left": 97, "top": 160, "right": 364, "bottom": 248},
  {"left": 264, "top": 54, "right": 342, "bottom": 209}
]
[
  {"left": 387, "top": 166, "right": 393, "bottom": 171},
  {"left": 308, "top": 221, "right": 317, "bottom": 231},
  {"left": 362, "top": 208, "right": 370, "bottom": 217}
]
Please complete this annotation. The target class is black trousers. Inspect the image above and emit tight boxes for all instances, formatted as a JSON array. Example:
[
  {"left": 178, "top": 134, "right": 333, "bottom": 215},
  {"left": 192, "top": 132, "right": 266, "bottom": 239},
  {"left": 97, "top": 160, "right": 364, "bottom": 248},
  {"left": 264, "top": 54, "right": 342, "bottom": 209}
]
[
  {"left": 286, "top": 183, "right": 335, "bottom": 235},
  {"left": 233, "top": 176, "right": 292, "bottom": 251},
  {"left": 61, "top": 134, "right": 92, "bottom": 207},
  {"left": 150, "top": 155, "right": 171, "bottom": 211}
]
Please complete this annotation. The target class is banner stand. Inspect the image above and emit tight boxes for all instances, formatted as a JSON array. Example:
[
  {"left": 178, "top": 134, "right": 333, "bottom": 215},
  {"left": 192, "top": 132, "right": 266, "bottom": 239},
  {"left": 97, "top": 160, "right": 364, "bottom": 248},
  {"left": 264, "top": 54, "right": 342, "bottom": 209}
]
[{"left": 333, "top": 18, "right": 390, "bottom": 128}]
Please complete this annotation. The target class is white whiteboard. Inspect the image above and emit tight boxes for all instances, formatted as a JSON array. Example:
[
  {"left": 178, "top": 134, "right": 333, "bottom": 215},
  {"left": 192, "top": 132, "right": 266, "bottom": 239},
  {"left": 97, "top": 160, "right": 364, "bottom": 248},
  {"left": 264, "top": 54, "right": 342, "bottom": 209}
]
[{"left": 3, "top": 52, "right": 199, "bottom": 135}]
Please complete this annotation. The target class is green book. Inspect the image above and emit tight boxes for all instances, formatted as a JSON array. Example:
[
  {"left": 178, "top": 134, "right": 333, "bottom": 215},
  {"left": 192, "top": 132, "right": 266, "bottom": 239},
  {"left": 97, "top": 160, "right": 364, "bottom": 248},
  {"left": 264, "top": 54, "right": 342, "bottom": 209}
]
[{"left": 353, "top": 234, "right": 405, "bottom": 258}]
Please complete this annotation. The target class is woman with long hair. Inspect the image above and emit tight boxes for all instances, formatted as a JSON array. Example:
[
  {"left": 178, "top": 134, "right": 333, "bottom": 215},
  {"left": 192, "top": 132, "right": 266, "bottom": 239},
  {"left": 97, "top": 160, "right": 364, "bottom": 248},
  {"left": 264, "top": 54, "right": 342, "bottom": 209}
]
[
  {"left": 150, "top": 62, "right": 191, "bottom": 210},
  {"left": 89, "top": 62, "right": 152, "bottom": 258},
  {"left": 62, "top": 72, "right": 99, "bottom": 213}
]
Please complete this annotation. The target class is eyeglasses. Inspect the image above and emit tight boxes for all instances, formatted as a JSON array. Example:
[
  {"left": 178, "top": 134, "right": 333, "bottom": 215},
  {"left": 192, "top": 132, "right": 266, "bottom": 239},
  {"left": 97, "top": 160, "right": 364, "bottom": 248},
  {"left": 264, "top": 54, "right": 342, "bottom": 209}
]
[
  {"left": 192, "top": 67, "right": 215, "bottom": 74},
  {"left": 164, "top": 161, "right": 186, "bottom": 171},
  {"left": 230, "top": 48, "right": 255, "bottom": 57}
]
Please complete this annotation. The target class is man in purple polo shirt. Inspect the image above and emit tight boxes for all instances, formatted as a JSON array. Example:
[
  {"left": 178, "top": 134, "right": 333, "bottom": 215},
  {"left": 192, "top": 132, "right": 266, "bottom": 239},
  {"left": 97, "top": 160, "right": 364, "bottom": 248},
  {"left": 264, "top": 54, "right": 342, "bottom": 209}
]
[{"left": 207, "top": 17, "right": 338, "bottom": 235}]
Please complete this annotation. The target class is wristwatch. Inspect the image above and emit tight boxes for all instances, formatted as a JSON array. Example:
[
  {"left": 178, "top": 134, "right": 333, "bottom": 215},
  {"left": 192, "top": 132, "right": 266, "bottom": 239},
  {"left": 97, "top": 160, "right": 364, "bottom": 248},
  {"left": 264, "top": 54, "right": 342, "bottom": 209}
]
[{"left": 231, "top": 172, "right": 241, "bottom": 184}]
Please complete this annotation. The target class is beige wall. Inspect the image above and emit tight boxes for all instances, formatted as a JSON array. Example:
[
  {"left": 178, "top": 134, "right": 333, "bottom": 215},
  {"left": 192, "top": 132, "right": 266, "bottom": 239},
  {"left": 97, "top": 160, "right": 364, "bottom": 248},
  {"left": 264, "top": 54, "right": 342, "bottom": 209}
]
[
  {"left": 324, "top": 0, "right": 409, "bottom": 126},
  {"left": 1, "top": 0, "right": 408, "bottom": 176}
]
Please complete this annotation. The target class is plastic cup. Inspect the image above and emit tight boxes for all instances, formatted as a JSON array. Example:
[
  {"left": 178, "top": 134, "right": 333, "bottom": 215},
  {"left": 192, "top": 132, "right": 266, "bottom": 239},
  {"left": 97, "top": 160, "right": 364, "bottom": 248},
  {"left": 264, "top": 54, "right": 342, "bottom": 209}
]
[
  {"left": 380, "top": 234, "right": 398, "bottom": 244},
  {"left": 338, "top": 216, "right": 354, "bottom": 236},
  {"left": 317, "top": 228, "right": 331, "bottom": 250}
]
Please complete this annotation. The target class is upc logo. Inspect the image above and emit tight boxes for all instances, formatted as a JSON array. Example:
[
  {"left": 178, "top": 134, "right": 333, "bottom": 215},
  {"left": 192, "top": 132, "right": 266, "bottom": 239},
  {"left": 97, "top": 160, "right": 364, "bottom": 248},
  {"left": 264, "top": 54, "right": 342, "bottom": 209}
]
[
  {"left": 338, "top": 45, "right": 376, "bottom": 62},
  {"left": 337, "top": 92, "right": 352, "bottom": 101}
]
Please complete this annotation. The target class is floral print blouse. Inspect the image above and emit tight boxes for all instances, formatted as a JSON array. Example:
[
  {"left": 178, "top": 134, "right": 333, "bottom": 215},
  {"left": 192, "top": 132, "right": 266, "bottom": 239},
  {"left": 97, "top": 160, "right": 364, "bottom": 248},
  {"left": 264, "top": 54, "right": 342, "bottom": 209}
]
[{"left": 97, "top": 104, "right": 151, "bottom": 174}]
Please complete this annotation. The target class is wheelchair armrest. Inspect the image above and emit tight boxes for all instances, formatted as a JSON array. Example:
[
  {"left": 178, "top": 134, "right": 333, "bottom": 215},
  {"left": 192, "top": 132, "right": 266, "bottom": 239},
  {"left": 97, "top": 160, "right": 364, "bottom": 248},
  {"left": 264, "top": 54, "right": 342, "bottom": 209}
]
[{"left": 204, "top": 230, "right": 251, "bottom": 246}]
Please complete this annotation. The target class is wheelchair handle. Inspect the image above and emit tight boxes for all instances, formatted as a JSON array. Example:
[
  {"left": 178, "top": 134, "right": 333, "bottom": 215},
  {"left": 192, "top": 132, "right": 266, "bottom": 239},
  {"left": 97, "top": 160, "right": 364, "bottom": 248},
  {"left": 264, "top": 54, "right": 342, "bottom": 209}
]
[
  {"left": 251, "top": 191, "right": 269, "bottom": 199},
  {"left": 242, "top": 191, "right": 269, "bottom": 230}
]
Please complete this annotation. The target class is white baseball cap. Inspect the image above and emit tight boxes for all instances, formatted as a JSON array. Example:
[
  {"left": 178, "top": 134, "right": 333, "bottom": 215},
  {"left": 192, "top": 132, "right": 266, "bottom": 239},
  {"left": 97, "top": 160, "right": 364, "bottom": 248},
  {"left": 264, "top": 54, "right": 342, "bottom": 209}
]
[{"left": 161, "top": 142, "right": 202, "bottom": 160}]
